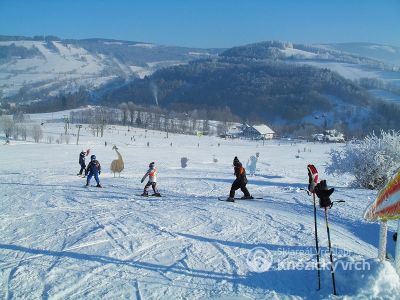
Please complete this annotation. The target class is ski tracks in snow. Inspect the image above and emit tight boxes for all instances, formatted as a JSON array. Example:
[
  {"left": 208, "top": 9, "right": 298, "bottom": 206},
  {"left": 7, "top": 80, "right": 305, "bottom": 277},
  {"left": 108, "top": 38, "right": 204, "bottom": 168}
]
[{"left": 0, "top": 139, "right": 384, "bottom": 299}]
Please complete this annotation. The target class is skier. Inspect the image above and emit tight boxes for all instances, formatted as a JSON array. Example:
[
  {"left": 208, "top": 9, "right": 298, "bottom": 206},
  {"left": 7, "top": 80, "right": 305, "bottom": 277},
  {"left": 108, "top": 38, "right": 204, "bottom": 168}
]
[
  {"left": 85, "top": 155, "right": 102, "bottom": 187},
  {"left": 246, "top": 152, "right": 260, "bottom": 176},
  {"left": 77, "top": 150, "right": 87, "bottom": 176},
  {"left": 227, "top": 156, "right": 253, "bottom": 201},
  {"left": 141, "top": 162, "right": 161, "bottom": 196}
]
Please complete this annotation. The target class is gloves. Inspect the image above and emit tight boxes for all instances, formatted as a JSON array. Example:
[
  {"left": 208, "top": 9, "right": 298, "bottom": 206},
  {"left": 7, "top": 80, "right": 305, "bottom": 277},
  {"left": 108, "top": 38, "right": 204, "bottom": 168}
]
[
  {"left": 141, "top": 179, "right": 144, "bottom": 183},
  {"left": 314, "top": 180, "right": 334, "bottom": 208},
  {"left": 99, "top": 171, "right": 101, "bottom": 175}
]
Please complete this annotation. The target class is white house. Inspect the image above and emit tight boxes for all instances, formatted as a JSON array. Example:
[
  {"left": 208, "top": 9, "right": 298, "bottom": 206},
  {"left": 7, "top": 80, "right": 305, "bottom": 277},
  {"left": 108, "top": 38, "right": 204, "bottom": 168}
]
[
  {"left": 226, "top": 123, "right": 249, "bottom": 138},
  {"left": 243, "top": 124, "right": 275, "bottom": 140}
]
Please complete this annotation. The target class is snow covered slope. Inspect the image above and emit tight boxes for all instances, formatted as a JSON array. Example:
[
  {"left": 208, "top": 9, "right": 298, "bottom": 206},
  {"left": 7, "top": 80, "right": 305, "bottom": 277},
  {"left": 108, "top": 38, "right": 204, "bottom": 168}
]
[
  {"left": 0, "top": 37, "right": 216, "bottom": 100},
  {"left": 319, "top": 43, "right": 400, "bottom": 67},
  {"left": 0, "top": 119, "right": 399, "bottom": 299}
]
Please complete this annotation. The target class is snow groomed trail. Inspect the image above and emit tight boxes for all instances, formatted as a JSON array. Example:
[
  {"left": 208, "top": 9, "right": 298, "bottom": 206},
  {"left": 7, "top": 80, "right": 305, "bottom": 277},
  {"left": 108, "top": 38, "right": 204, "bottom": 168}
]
[{"left": 0, "top": 124, "right": 399, "bottom": 299}]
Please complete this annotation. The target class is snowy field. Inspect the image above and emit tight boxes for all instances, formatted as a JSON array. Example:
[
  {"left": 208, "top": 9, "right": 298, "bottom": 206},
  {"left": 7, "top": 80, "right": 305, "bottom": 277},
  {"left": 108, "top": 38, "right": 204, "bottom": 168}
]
[{"left": 1, "top": 121, "right": 399, "bottom": 299}]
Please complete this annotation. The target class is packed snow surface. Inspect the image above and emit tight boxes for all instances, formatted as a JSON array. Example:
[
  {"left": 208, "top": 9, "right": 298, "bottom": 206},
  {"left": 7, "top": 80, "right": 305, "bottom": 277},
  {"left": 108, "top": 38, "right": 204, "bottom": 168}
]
[{"left": 0, "top": 119, "right": 399, "bottom": 299}]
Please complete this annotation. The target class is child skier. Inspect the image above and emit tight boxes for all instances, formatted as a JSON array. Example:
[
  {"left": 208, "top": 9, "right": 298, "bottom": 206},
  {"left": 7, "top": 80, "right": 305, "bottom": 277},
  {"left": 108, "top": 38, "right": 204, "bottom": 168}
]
[
  {"left": 85, "top": 155, "right": 102, "bottom": 187},
  {"left": 141, "top": 162, "right": 161, "bottom": 196},
  {"left": 227, "top": 156, "right": 253, "bottom": 201},
  {"left": 77, "top": 150, "right": 87, "bottom": 176}
]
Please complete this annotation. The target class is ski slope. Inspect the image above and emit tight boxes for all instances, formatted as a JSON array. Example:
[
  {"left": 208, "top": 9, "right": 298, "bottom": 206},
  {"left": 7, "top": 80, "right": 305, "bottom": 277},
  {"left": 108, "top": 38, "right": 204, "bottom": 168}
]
[{"left": 0, "top": 121, "right": 399, "bottom": 299}]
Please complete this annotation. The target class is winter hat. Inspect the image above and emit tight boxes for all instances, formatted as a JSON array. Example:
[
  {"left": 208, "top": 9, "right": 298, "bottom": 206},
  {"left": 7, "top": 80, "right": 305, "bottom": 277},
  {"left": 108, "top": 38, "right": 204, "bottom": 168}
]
[
  {"left": 149, "top": 162, "right": 155, "bottom": 168},
  {"left": 233, "top": 156, "right": 240, "bottom": 166}
]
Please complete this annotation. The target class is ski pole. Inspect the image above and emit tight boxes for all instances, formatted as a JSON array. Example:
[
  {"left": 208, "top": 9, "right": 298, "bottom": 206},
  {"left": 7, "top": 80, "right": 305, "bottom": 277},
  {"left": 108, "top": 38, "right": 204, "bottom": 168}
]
[
  {"left": 313, "top": 193, "right": 321, "bottom": 290},
  {"left": 324, "top": 207, "right": 337, "bottom": 295}
]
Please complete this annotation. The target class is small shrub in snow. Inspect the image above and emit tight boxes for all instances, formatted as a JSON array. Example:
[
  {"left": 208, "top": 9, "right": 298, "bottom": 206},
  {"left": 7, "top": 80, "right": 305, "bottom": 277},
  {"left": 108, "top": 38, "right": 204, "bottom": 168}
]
[
  {"left": 326, "top": 131, "right": 400, "bottom": 190},
  {"left": 181, "top": 157, "right": 188, "bottom": 168}
]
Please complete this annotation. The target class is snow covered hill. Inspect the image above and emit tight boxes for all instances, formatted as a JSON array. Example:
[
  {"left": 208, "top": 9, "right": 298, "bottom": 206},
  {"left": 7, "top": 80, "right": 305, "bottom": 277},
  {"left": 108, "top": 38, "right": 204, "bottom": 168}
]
[
  {"left": 221, "top": 41, "right": 400, "bottom": 105},
  {"left": 320, "top": 43, "right": 400, "bottom": 67},
  {"left": 0, "top": 117, "right": 399, "bottom": 299},
  {"left": 0, "top": 37, "right": 216, "bottom": 100},
  {"left": 2, "top": 37, "right": 400, "bottom": 108}
]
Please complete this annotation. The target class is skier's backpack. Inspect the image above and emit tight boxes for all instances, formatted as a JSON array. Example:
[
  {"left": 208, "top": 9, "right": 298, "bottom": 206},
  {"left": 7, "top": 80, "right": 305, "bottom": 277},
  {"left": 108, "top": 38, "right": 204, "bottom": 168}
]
[
  {"left": 307, "top": 164, "right": 319, "bottom": 193},
  {"left": 314, "top": 180, "right": 334, "bottom": 208}
]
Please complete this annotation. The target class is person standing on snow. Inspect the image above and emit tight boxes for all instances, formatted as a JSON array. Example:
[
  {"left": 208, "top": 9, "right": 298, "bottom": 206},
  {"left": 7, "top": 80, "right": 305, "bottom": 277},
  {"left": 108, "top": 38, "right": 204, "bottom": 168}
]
[
  {"left": 246, "top": 152, "right": 260, "bottom": 176},
  {"left": 86, "top": 155, "right": 102, "bottom": 187},
  {"left": 77, "top": 150, "right": 87, "bottom": 176},
  {"left": 227, "top": 156, "right": 253, "bottom": 201},
  {"left": 141, "top": 162, "right": 161, "bottom": 196}
]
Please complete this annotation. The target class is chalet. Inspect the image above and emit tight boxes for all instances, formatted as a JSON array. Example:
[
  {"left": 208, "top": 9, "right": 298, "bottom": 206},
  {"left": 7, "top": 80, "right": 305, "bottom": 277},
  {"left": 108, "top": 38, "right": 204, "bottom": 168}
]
[
  {"left": 225, "top": 124, "right": 249, "bottom": 138},
  {"left": 243, "top": 124, "right": 275, "bottom": 140}
]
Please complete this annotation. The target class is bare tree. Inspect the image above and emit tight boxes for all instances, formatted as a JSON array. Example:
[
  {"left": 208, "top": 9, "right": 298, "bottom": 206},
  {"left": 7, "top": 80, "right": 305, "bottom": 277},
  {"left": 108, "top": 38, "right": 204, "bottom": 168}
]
[
  {"left": 202, "top": 119, "right": 210, "bottom": 134},
  {"left": 20, "top": 125, "right": 27, "bottom": 140},
  {"left": 0, "top": 116, "right": 15, "bottom": 139},
  {"left": 46, "top": 136, "right": 53, "bottom": 144},
  {"left": 12, "top": 124, "right": 20, "bottom": 140},
  {"left": 217, "top": 123, "right": 227, "bottom": 136},
  {"left": 128, "top": 101, "right": 136, "bottom": 126},
  {"left": 94, "top": 107, "right": 107, "bottom": 137},
  {"left": 119, "top": 102, "right": 129, "bottom": 126},
  {"left": 13, "top": 111, "right": 25, "bottom": 123},
  {"left": 31, "top": 124, "right": 43, "bottom": 143}
]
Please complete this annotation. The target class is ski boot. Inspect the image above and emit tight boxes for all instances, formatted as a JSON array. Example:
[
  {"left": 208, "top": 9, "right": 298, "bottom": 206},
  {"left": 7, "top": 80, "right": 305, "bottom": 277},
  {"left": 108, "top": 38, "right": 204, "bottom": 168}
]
[
  {"left": 241, "top": 195, "right": 254, "bottom": 200},
  {"left": 96, "top": 183, "right": 102, "bottom": 188},
  {"left": 141, "top": 191, "right": 149, "bottom": 197},
  {"left": 153, "top": 192, "right": 162, "bottom": 197},
  {"left": 226, "top": 197, "right": 235, "bottom": 202}
]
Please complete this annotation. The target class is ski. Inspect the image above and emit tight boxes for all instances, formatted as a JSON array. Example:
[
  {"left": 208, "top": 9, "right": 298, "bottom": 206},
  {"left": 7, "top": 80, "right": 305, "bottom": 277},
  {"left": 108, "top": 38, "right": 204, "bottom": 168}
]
[
  {"left": 218, "top": 197, "right": 262, "bottom": 201},
  {"left": 136, "top": 194, "right": 162, "bottom": 197}
]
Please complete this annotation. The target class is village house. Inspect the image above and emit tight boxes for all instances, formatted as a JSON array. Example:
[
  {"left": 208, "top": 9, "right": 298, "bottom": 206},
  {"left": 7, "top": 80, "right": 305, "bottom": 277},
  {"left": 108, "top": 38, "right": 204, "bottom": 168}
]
[{"left": 226, "top": 123, "right": 275, "bottom": 140}]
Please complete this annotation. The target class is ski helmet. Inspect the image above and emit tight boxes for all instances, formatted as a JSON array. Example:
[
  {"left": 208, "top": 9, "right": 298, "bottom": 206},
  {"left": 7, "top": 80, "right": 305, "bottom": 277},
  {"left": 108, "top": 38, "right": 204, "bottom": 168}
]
[{"left": 91, "top": 155, "right": 96, "bottom": 160}]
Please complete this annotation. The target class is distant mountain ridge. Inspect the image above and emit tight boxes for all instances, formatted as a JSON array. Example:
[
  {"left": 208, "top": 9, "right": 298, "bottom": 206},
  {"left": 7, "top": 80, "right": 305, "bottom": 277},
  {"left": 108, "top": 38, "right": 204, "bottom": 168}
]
[
  {"left": 101, "top": 56, "right": 399, "bottom": 135},
  {"left": 1, "top": 35, "right": 400, "bottom": 136},
  {"left": 0, "top": 35, "right": 220, "bottom": 100},
  {"left": 221, "top": 41, "right": 394, "bottom": 69},
  {"left": 318, "top": 42, "right": 400, "bottom": 66}
]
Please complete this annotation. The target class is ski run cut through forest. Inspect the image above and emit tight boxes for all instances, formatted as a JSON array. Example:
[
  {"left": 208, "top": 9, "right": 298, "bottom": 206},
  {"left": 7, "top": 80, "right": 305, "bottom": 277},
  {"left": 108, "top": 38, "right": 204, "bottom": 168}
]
[{"left": 0, "top": 113, "right": 400, "bottom": 300}]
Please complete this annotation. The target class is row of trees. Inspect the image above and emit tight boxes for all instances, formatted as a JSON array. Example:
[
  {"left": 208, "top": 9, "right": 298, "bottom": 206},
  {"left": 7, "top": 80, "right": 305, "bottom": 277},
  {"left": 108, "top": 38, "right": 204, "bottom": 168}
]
[
  {"left": 69, "top": 104, "right": 238, "bottom": 136},
  {"left": 0, "top": 116, "right": 43, "bottom": 143}
]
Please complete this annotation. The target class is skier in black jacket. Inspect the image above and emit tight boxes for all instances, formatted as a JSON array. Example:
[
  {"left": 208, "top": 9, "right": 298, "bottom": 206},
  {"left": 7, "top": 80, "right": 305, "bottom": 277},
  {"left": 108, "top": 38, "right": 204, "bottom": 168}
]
[
  {"left": 227, "top": 156, "right": 253, "bottom": 201},
  {"left": 77, "top": 150, "right": 86, "bottom": 176}
]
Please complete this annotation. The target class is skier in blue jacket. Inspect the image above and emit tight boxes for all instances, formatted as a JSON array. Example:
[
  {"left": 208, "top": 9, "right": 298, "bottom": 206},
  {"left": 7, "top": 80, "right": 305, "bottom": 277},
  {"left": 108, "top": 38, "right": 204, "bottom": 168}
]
[{"left": 86, "top": 155, "right": 102, "bottom": 187}]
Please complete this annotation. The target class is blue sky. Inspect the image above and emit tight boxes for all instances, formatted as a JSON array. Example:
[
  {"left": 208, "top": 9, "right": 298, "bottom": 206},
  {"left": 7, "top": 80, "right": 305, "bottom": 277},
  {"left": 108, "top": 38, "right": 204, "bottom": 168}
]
[{"left": 0, "top": 0, "right": 399, "bottom": 48}]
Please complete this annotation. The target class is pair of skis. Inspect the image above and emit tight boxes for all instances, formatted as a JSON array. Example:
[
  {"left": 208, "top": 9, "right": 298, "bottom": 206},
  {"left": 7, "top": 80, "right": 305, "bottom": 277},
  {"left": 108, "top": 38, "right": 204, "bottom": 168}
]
[
  {"left": 308, "top": 164, "right": 339, "bottom": 296},
  {"left": 218, "top": 197, "right": 263, "bottom": 202}
]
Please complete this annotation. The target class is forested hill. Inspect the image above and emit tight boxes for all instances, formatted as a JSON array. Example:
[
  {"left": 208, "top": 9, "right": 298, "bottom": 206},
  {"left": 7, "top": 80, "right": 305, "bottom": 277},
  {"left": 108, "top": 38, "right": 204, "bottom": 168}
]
[{"left": 101, "top": 57, "right": 400, "bottom": 135}]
